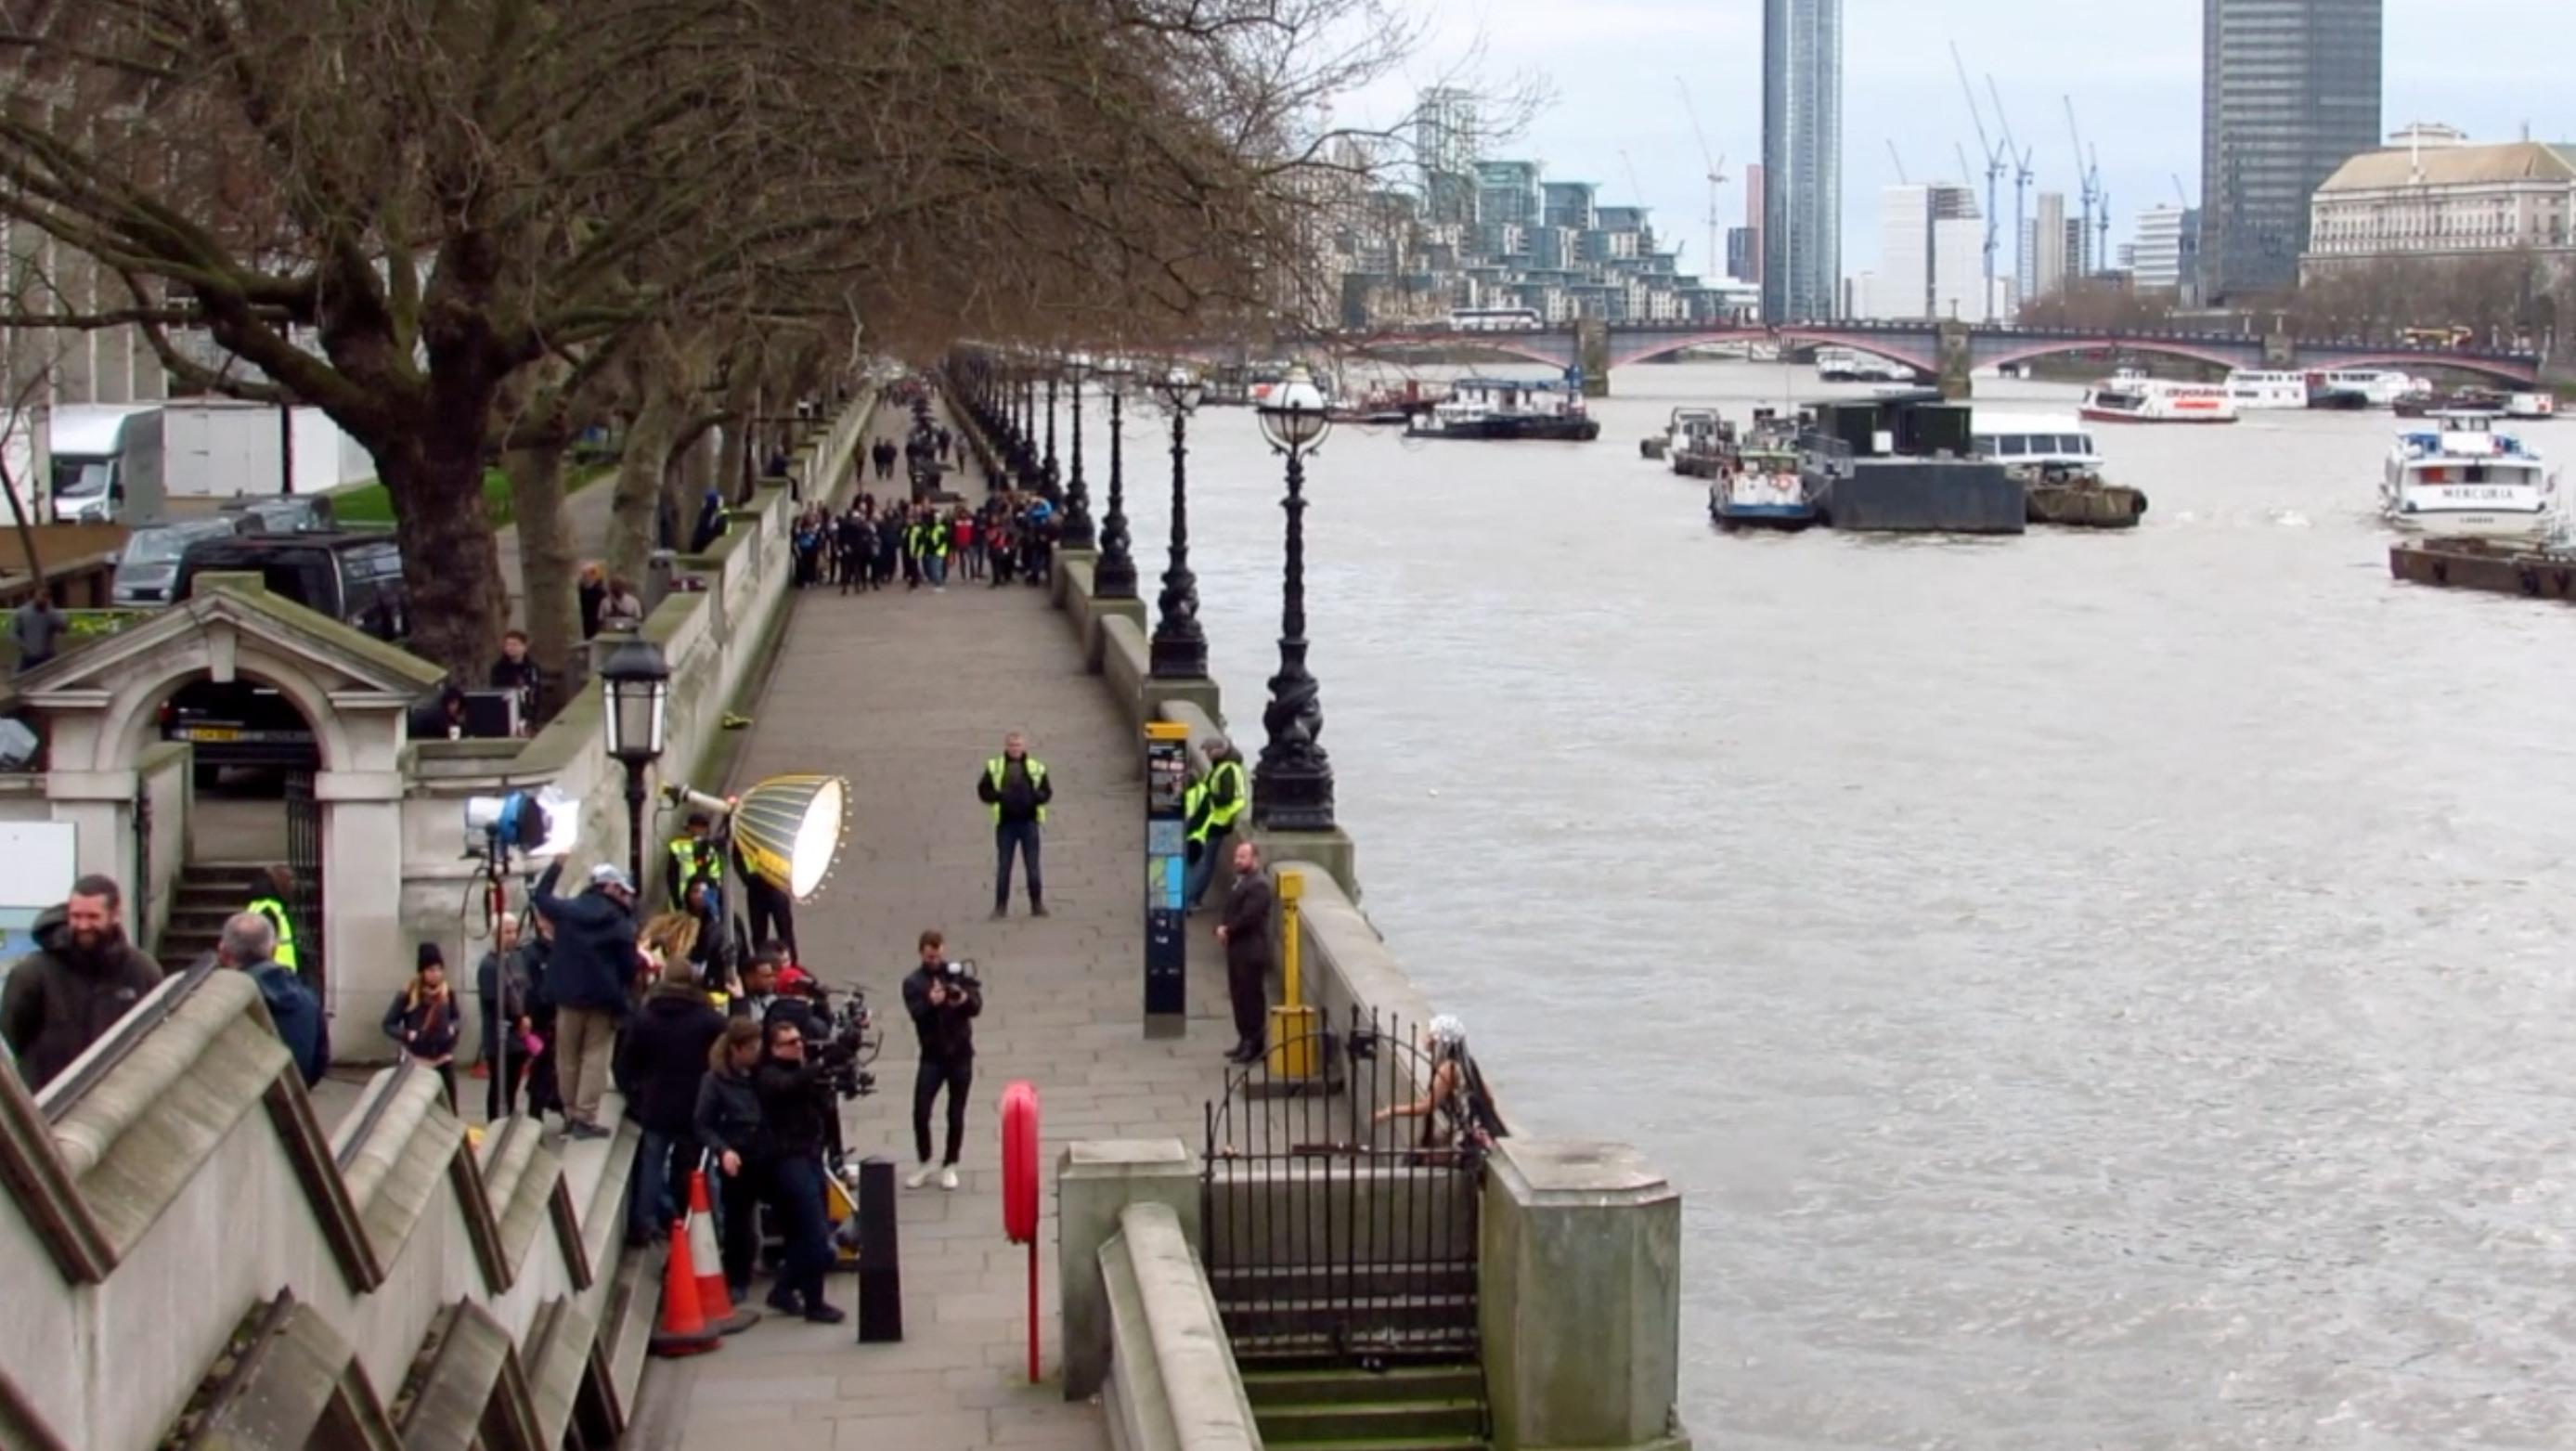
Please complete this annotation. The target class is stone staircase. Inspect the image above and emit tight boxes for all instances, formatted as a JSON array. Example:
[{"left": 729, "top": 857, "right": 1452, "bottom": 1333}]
[
  {"left": 1240, "top": 1364, "right": 1490, "bottom": 1451},
  {"left": 155, "top": 862, "right": 264, "bottom": 968}
]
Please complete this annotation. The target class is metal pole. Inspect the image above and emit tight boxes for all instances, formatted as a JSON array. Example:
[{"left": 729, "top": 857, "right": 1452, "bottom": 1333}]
[
  {"left": 1043, "top": 379, "right": 1061, "bottom": 501},
  {"left": 1095, "top": 388, "right": 1135, "bottom": 597},
  {"left": 1149, "top": 406, "right": 1207, "bottom": 678},
  {"left": 625, "top": 760, "right": 649, "bottom": 890},
  {"left": 1063, "top": 376, "right": 1094, "bottom": 549},
  {"left": 1251, "top": 446, "right": 1335, "bottom": 830}
]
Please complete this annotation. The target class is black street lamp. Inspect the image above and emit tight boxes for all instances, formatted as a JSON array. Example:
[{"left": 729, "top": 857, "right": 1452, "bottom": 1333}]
[
  {"left": 1149, "top": 368, "right": 1208, "bottom": 679},
  {"left": 596, "top": 628, "right": 672, "bottom": 887},
  {"left": 1250, "top": 363, "right": 1335, "bottom": 832},
  {"left": 1043, "top": 375, "right": 1061, "bottom": 502},
  {"left": 1093, "top": 355, "right": 1137, "bottom": 598},
  {"left": 1061, "top": 352, "right": 1096, "bottom": 550}
]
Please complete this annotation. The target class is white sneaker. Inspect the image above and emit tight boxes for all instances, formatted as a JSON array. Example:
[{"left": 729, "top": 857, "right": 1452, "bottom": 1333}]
[
  {"left": 904, "top": 1164, "right": 936, "bottom": 1189},
  {"left": 938, "top": 1166, "right": 960, "bottom": 1191}
]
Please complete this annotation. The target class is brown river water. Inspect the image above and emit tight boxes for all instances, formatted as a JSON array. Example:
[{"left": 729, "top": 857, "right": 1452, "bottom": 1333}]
[{"left": 1094, "top": 358, "right": 2576, "bottom": 1450}]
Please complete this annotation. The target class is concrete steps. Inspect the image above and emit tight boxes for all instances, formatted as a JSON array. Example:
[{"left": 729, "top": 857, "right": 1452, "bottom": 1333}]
[
  {"left": 156, "top": 862, "right": 271, "bottom": 966},
  {"left": 1241, "top": 1364, "right": 1489, "bottom": 1450}
]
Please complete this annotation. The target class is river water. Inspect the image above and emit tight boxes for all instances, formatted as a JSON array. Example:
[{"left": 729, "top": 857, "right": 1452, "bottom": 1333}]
[{"left": 1096, "top": 359, "right": 2576, "bottom": 1450}]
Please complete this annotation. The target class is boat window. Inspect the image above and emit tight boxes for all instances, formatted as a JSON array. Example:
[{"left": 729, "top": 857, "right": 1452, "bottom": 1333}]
[
  {"left": 1998, "top": 435, "right": 2027, "bottom": 457},
  {"left": 1972, "top": 435, "right": 1994, "bottom": 455}
]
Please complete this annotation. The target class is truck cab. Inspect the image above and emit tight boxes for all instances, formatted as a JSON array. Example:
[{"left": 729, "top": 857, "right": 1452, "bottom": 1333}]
[{"left": 48, "top": 405, "right": 167, "bottom": 524}]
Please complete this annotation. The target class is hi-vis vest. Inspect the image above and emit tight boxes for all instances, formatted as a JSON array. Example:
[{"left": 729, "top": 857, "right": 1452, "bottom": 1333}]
[
  {"left": 986, "top": 758, "right": 1048, "bottom": 823},
  {"left": 1188, "top": 759, "right": 1248, "bottom": 843},
  {"left": 248, "top": 894, "right": 298, "bottom": 972},
  {"left": 667, "top": 836, "right": 723, "bottom": 901}
]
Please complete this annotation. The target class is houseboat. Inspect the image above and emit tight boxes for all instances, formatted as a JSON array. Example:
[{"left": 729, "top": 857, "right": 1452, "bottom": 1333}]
[
  {"left": 1405, "top": 376, "right": 1600, "bottom": 442},
  {"left": 2079, "top": 376, "right": 2238, "bottom": 424},
  {"left": 2380, "top": 411, "right": 2558, "bottom": 541}
]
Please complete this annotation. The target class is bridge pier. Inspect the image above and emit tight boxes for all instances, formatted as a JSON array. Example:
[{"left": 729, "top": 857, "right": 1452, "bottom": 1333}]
[
  {"left": 1576, "top": 317, "right": 1610, "bottom": 397},
  {"left": 1936, "top": 320, "right": 1973, "bottom": 401},
  {"left": 2264, "top": 332, "right": 2297, "bottom": 369}
]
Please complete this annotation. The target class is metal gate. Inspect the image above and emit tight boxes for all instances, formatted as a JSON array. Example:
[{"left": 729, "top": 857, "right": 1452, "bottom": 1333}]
[
  {"left": 1200, "top": 1008, "right": 1484, "bottom": 1367},
  {"left": 283, "top": 771, "right": 325, "bottom": 993},
  {"left": 132, "top": 784, "right": 151, "bottom": 942}
]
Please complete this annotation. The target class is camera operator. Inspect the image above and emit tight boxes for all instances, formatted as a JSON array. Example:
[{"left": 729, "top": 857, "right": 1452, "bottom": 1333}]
[
  {"left": 900, "top": 928, "right": 982, "bottom": 1191},
  {"left": 693, "top": 1020, "right": 767, "bottom": 1307},
  {"left": 750, "top": 1017, "right": 846, "bottom": 1323}
]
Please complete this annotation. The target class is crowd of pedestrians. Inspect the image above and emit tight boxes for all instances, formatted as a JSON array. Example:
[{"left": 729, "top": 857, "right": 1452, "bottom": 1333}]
[{"left": 786, "top": 488, "right": 1065, "bottom": 594}]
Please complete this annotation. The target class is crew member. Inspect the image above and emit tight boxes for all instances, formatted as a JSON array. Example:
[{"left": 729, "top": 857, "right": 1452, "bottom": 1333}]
[
  {"left": 900, "top": 929, "right": 982, "bottom": 1190},
  {"left": 667, "top": 811, "right": 724, "bottom": 911},
  {"left": 977, "top": 732, "right": 1052, "bottom": 917},
  {"left": 1183, "top": 739, "right": 1248, "bottom": 912},
  {"left": 246, "top": 864, "right": 301, "bottom": 973}
]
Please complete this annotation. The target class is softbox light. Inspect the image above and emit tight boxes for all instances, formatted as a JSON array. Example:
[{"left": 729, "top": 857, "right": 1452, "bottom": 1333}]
[{"left": 731, "top": 773, "right": 849, "bottom": 901}]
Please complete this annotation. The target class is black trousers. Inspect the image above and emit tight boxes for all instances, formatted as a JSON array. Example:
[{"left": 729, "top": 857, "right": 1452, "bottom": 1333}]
[
  {"left": 993, "top": 821, "right": 1042, "bottom": 908},
  {"left": 718, "top": 1163, "right": 762, "bottom": 1292},
  {"left": 1228, "top": 956, "right": 1269, "bottom": 1048},
  {"left": 912, "top": 1055, "right": 974, "bottom": 1166},
  {"left": 744, "top": 874, "right": 798, "bottom": 961}
]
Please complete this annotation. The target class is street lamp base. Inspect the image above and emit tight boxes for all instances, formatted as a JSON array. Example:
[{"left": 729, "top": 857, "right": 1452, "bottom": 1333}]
[
  {"left": 1148, "top": 627, "right": 1210, "bottom": 680},
  {"left": 1093, "top": 556, "right": 1139, "bottom": 600},
  {"left": 1251, "top": 751, "right": 1336, "bottom": 833}
]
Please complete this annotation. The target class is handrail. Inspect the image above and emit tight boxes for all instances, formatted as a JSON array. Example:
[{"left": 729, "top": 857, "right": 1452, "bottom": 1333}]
[
  {"left": 37, "top": 956, "right": 219, "bottom": 1125},
  {"left": 334, "top": 1056, "right": 420, "bottom": 1172}
]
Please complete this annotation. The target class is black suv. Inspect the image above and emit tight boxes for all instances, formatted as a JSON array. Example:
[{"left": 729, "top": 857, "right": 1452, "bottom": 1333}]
[{"left": 164, "top": 531, "right": 408, "bottom": 780}]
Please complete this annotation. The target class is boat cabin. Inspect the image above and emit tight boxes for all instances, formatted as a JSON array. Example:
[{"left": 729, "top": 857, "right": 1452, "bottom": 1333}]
[{"left": 1970, "top": 413, "right": 2103, "bottom": 471}]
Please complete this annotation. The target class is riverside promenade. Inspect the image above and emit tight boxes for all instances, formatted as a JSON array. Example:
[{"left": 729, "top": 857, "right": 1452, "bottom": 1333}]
[{"left": 629, "top": 504, "right": 1244, "bottom": 1448}]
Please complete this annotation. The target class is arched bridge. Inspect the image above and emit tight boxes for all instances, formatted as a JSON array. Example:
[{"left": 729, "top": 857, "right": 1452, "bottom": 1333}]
[{"left": 1231, "top": 320, "right": 2544, "bottom": 388}]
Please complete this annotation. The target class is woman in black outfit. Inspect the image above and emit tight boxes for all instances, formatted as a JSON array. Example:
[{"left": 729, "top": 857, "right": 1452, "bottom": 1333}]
[
  {"left": 693, "top": 1020, "right": 768, "bottom": 1305},
  {"left": 749, "top": 1017, "right": 843, "bottom": 1322}
]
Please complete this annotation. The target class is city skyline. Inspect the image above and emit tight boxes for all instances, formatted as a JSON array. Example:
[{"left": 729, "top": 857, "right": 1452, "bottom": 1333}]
[{"left": 1348, "top": 0, "right": 2575, "bottom": 289}]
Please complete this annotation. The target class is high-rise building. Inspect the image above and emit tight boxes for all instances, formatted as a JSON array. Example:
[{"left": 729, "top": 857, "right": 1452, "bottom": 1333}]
[
  {"left": 1417, "top": 85, "right": 1482, "bottom": 227},
  {"left": 2024, "top": 190, "right": 2068, "bottom": 300},
  {"left": 1476, "top": 161, "right": 1541, "bottom": 229},
  {"left": 1742, "top": 162, "right": 1767, "bottom": 288},
  {"left": 2065, "top": 217, "right": 2087, "bottom": 280},
  {"left": 2129, "top": 205, "right": 2201, "bottom": 291},
  {"left": 1931, "top": 215, "right": 1988, "bottom": 321},
  {"left": 2200, "top": 0, "right": 2383, "bottom": 301},
  {"left": 1541, "top": 181, "right": 1598, "bottom": 232},
  {"left": 1726, "top": 226, "right": 1758, "bottom": 283},
  {"left": 1870, "top": 183, "right": 1976, "bottom": 319},
  {"left": 1761, "top": 0, "right": 1841, "bottom": 319}
]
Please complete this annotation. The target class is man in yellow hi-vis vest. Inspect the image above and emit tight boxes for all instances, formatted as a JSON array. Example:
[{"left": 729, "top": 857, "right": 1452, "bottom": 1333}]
[
  {"left": 246, "top": 864, "right": 300, "bottom": 972},
  {"left": 977, "top": 732, "right": 1053, "bottom": 918},
  {"left": 1183, "top": 738, "right": 1248, "bottom": 912}
]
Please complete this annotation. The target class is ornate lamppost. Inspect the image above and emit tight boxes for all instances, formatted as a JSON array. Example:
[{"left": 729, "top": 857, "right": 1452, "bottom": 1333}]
[
  {"left": 1043, "top": 373, "right": 1062, "bottom": 502},
  {"left": 1148, "top": 368, "right": 1208, "bottom": 679},
  {"left": 1093, "top": 355, "right": 1137, "bottom": 597},
  {"left": 1061, "top": 352, "right": 1096, "bottom": 550},
  {"left": 1250, "top": 363, "right": 1335, "bottom": 831},
  {"left": 596, "top": 629, "right": 672, "bottom": 887}
]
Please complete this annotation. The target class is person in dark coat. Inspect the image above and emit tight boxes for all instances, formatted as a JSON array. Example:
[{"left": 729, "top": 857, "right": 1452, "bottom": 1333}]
[
  {"left": 475, "top": 917, "right": 532, "bottom": 1121},
  {"left": 529, "top": 861, "right": 641, "bottom": 1138},
  {"left": 899, "top": 929, "right": 982, "bottom": 1190},
  {"left": 693, "top": 1020, "right": 768, "bottom": 1302},
  {"left": 383, "top": 944, "right": 463, "bottom": 1112},
  {"left": 692, "top": 488, "right": 727, "bottom": 554},
  {"left": 576, "top": 563, "right": 607, "bottom": 641},
  {"left": 219, "top": 912, "right": 326, "bottom": 1086},
  {"left": 1, "top": 875, "right": 166, "bottom": 1091},
  {"left": 1215, "top": 841, "right": 1275, "bottom": 1064},
  {"left": 616, "top": 959, "right": 728, "bottom": 1246},
  {"left": 751, "top": 1017, "right": 843, "bottom": 1322}
]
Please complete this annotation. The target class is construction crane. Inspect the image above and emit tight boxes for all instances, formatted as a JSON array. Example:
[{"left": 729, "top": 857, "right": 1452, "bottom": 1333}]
[
  {"left": 1989, "top": 76, "right": 2037, "bottom": 301},
  {"left": 2171, "top": 173, "right": 2190, "bottom": 209},
  {"left": 2093, "top": 147, "right": 2112, "bottom": 279},
  {"left": 1886, "top": 139, "right": 1909, "bottom": 185},
  {"left": 1619, "top": 149, "right": 1646, "bottom": 205},
  {"left": 1950, "top": 42, "right": 2008, "bottom": 299},
  {"left": 1675, "top": 78, "right": 1728, "bottom": 281},
  {"left": 2064, "top": 96, "right": 2104, "bottom": 277}
]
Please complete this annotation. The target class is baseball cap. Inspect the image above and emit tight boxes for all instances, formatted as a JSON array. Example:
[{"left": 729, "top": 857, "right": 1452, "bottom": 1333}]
[{"left": 589, "top": 863, "right": 636, "bottom": 893}]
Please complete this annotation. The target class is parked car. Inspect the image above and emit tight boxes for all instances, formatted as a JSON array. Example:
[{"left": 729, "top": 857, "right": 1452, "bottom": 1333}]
[
  {"left": 220, "top": 495, "right": 337, "bottom": 535},
  {"left": 162, "top": 680, "right": 318, "bottom": 786},
  {"left": 172, "top": 529, "right": 407, "bottom": 640},
  {"left": 112, "top": 515, "right": 253, "bottom": 606}
]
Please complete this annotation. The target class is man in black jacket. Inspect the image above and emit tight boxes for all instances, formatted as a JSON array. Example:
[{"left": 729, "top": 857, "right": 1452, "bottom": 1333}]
[
  {"left": 977, "top": 732, "right": 1053, "bottom": 918},
  {"left": 530, "top": 861, "right": 641, "bottom": 1139},
  {"left": 752, "top": 1019, "right": 844, "bottom": 1322},
  {"left": 2, "top": 875, "right": 165, "bottom": 1091},
  {"left": 1216, "top": 842, "right": 1274, "bottom": 1064},
  {"left": 616, "top": 960, "right": 727, "bottom": 1246},
  {"left": 900, "top": 928, "right": 982, "bottom": 1191}
]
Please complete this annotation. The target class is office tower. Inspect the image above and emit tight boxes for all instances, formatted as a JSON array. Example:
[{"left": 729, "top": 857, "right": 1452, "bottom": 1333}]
[
  {"left": 2026, "top": 190, "right": 2067, "bottom": 299},
  {"left": 1742, "top": 162, "right": 1767, "bottom": 288},
  {"left": 2129, "top": 205, "right": 2200, "bottom": 291},
  {"left": 1761, "top": 0, "right": 1841, "bottom": 318},
  {"left": 1417, "top": 85, "right": 1481, "bottom": 227},
  {"left": 2200, "top": 0, "right": 2382, "bottom": 300}
]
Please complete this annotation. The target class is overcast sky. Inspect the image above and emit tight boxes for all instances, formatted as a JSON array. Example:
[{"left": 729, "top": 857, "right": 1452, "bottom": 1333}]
[{"left": 1346, "top": 0, "right": 2576, "bottom": 277}]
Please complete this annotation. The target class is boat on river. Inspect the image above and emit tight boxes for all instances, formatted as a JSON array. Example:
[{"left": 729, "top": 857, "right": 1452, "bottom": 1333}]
[
  {"left": 2079, "top": 375, "right": 2238, "bottom": 424},
  {"left": 1967, "top": 411, "right": 2148, "bottom": 528},
  {"left": 1405, "top": 376, "right": 1600, "bottom": 442},
  {"left": 2380, "top": 410, "right": 2558, "bottom": 541},
  {"left": 1707, "top": 444, "right": 1816, "bottom": 530}
]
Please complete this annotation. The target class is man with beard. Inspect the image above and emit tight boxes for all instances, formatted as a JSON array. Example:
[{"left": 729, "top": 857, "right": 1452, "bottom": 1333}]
[{"left": 2, "top": 874, "right": 166, "bottom": 1090}]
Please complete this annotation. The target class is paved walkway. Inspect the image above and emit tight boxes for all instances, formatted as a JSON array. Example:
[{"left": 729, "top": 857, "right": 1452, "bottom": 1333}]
[{"left": 632, "top": 423, "right": 1242, "bottom": 1450}]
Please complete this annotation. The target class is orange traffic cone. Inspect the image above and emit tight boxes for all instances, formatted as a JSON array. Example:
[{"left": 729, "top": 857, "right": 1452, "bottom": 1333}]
[
  {"left": 648, "top": 1220, "right": 721, "bottom": 1358},
  {"left": 689, "top": 1168, "right": 758, "bottom": 1334}
]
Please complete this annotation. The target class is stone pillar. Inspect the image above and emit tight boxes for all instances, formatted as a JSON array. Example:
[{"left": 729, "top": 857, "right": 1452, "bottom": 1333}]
[
  {"left": 316, "top": 783, "right": 405, "bottom": 1026},
  {"left": 1057, "top": 1139, "right": 1200, "bottom": 1400},
  {"left": 1936, "top": 320, "right": 1974, "bottom": 400},
  {"left": 1481, "top": 1140, "right": 1691, "bottom": 1451},
  {"left": 2264, "top": 330, "right": 2297, "bottom": 369},
  {"left": 1575, "top": 318, "right": 1612, "bottom": 398}
]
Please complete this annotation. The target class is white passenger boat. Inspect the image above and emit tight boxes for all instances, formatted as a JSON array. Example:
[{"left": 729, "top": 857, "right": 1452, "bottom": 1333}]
[
  {"left": 1969, "top": 413, "right": 2104, "bottom": 477},
  {"left": 2505, "top": 391, "right": 2558, "bottom": 420},
  {"left": 2315, "top": 369, "right": 2426, "bottom": 408},
  {"left": 1405, "top": 376, "right": 1600, "bottom": 442},
  {"left": 1815, "top": 347, "right": 1915, "bottom": 384},
  {"left": 2079, "top": 377, "right": 2238, "bottom": 424},
  {"left": 2380, "top": 411, "right": 2558, "bottom": 540},
  {"left": 2224, "top": 370, "right": 2311, "bottom": 410}
]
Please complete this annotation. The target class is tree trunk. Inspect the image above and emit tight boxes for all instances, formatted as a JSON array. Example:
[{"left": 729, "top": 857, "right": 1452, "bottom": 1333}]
[
  {"left": 605, "top": 382, "right": 684, "bottom": 584},
  {"left": 379, "top": 436, "right": 508, "bottom": 681},
  {"left": 505, "top": 442, "right": 582, "bottom": 715}
]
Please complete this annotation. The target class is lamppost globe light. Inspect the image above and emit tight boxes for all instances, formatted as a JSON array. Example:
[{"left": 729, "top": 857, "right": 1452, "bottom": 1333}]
[
  {"left": 1154, "top": 367, "right": 1204, "bottom": 415},
  {"left": 1094, "top": 354, "right": 1133, "bottom": 398},
  {"left": 1258, "top": 362, "right": 1331, "bottom": 452},
  {"left": 596, "top": 629, "right": 671, "bottom": 764},
  {"left": 1064, "top": 350, "right": 1094, "bottom": 382}
]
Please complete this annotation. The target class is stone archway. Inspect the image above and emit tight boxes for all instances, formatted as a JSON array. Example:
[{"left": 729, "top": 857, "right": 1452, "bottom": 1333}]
[{"left": 1, "top": 579, "right": 445, "bottom": 1016}]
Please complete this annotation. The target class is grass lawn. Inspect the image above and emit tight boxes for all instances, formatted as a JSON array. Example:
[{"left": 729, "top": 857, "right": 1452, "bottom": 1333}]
[{"left": 327, "top": 461, "right": 614, "bottom": 529}]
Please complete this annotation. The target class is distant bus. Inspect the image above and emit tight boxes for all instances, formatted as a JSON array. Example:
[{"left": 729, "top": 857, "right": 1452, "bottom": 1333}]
[
  {"left": 2399, "top": 325, "right": 2474, "bottom": 348},
  {"left": 1447, "top": 307, "right": 1543, "bottom": 332}
]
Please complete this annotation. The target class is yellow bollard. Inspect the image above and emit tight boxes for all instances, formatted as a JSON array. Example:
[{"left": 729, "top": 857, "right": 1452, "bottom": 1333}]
[{"left": 1265, "top": 869, "right": 1319, "bottom": 1081}]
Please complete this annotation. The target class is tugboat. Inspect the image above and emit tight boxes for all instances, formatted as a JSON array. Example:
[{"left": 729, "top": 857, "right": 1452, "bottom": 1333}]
[
  {"left": 1405, "top": 376, "right": 1600, "bottom": 442},
  {"left": 1665, "top": 408, "right": 1733, "bottom": 477},
  {"left": 1706, "top": 444, "right": 1817, "bottom": 530}
]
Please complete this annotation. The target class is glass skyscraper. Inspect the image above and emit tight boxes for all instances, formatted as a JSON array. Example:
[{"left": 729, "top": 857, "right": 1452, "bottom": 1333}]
[
  {"left": 1761, "top": 0, "right": 1841, "bottom": 320},
  {"left": 2199, "top": 0, "right": 2382, "bottom": 301}
]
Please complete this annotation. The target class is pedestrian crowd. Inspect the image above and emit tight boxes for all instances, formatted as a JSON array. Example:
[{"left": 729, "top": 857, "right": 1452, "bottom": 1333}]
[{"left": 785, "top": 486, "right": 1065, "bottom": 594}]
